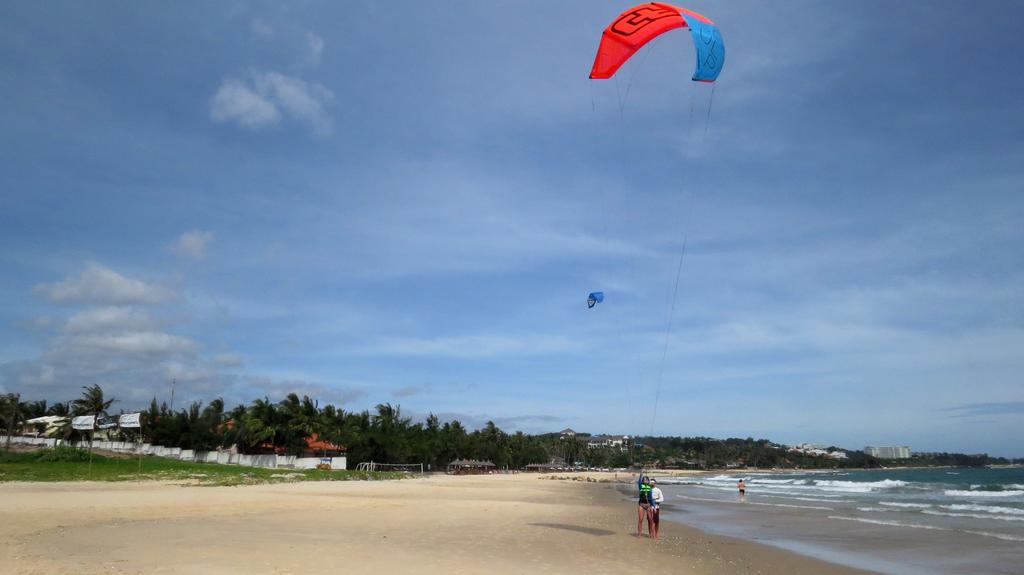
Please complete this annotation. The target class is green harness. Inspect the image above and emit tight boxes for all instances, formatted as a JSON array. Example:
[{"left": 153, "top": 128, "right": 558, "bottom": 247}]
[{"left": 638, "top": 482, "right": 652, "bottom": 504}]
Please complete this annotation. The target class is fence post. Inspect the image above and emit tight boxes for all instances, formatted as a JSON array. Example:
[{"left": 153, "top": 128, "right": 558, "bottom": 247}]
[
  {"left": 4, "top": 393, "right": 19, "bottom": 451},
  {"left": 87, "top": 429, "right": 94, "bottom": 479}
]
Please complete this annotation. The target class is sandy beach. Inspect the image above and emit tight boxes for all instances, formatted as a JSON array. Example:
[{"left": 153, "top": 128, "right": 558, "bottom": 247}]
[{"left": 0, "top": 472, "right": 874, "bottom": 575}]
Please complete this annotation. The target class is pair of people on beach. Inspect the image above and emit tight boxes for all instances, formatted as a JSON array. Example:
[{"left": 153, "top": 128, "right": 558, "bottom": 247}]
[{"left": 636, "top": 475, "right": 664, "bottom": 539}]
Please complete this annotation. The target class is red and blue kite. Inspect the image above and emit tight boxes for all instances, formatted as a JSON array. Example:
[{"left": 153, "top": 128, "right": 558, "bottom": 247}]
[{"left": 590, "top": 2, "right": 725, "bottom": 82}]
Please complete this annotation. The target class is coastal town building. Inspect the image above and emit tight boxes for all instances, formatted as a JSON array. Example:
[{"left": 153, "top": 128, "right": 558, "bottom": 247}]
[
  {"left": 864, "top": 445, "right": 911, "bottom": 459},
  {"left": 787, "top": 442, "right": 847, "bottom": 459},
  {"left": 585, "top": 434, "right": 630, "bottom": 450},
  {"left": 21, "top": 415, "right": 68, "bottom": 437}
]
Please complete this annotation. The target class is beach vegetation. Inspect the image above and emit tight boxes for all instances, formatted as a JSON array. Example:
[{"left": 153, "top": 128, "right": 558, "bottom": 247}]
[
  {"left": 0, "top": 448, "right": 402, "bottom": 484},
  {"left": 6, "top": 388, "right": 1019, "bottom": 473}
]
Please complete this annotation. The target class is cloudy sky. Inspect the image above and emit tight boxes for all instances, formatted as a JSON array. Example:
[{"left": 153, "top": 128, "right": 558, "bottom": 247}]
[{"left": 2, "top": 1, "right": 1021, "bottom": 456}]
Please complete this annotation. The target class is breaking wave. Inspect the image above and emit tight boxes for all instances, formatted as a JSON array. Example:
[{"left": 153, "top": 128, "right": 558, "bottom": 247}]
[
  {"left": 945, "top": 490, "right": 1024, "bottom": 498},
  {"left": 922, "top": 510, "right": 1024, "bottom": 522},
  {"left": 943, "top": 504, "right": 1024, "bottom": 515}
]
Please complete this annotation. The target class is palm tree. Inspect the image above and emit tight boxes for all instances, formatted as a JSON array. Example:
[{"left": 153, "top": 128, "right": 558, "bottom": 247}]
[
  {"left": 1, "top": 394, "right": 26, "bottom": 443},
  {"left": 479, "top": 421, "right": 508, "bottom": 467},
  {"left": 440, "top": 420, "right": 468, "bottom": 463},
  {"left": 292, "top": 395, "right": 323, "bottom": 453},
  {"left": 24, "top": 400, "right": 47, "bottom": 419},
  {"left": 240, "top": 397, "right": 279, "bottom": 453},
  {"left": 273, "top": 394, "right": 322, "bottom": 455},
  {"left": 46, "top": 402, "right": 70, "bottom": 417},
  {"left": 364, "top": 403, "right": 413, "bottom": 463},
  {"left": 72, "top": 385, "right": 115, "bottom": 416}
]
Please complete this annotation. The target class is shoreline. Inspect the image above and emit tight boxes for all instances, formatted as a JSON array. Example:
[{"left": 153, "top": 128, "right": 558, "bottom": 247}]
[
  {"left": 650, "top": 467, "right": 1024, "bottom": 575},
  {"left": 0, "top": 472, "right": 877, "bottom": 575},
  {"left": 592, "top": 475, "right": 879, "bottom": 574}
]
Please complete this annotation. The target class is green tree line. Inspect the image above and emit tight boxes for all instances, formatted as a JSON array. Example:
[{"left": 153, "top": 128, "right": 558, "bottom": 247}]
[{"left": 4, "top": 389, "right": 1017, "bottom": 469}]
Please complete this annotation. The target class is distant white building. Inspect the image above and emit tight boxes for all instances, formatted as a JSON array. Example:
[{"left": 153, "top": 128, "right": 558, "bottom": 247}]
[
  {"left": 788, "top": 442, "right": 847, "bottom": 460},
  {"left": 797, "top": 442, "right": 828, "bottom": 451},
  {"left": 585, "top": 434, "right": 630, "bottom": 451},
  {"left": 22, "top": 415, "right": 68, "bottom": 437},
  {"left": 864, "top": 446, "right": 911, "bottom": 459}
]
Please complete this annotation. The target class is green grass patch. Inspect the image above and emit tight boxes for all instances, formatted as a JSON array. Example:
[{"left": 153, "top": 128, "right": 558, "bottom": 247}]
[{"left": 0, "top": 448, "right": 405, "bottom": 485}]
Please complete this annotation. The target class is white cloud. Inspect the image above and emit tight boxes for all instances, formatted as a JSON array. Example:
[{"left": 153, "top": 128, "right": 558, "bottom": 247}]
[
  {"left": 169, "top": 230, "right": 214, "bottom": 259},
  {"left": 213, "top": 353, "right": 244, "bottom": 367},
  {"left": 304, "top": 32, "right": 324, "bottom": 68},
  {"left": 392, "top": 385, "right": 420, "bottom": 398},
  {"left": 70, "top": 331, "right": 198, "bottom": 356},
  {"left": 34, "top": 264, "right": 175, "bottom": 305},
  {"left": 209, "top": 71, "right": 333, "bottom": 136},
  {"left": 254, "top": 72, "right": 333, "bottom": 135},
  {"left": 18, "top": 364, "right": 55, "bottom": 387},
  {"left": 210, "top": 79, "right": 281, "bottom": 128},
  {"left": 238, "top": 376, "right": 367, "bottom": 405},
  {"left": 354, "top": 334, "right": 578, "bottom": 359},
  {"left": 263, "top": 160, "right": 651, "bottom": 280},
  {"left": 64, "top": 306, "right": 153, "bottom": 334},
  {"left": 249, "top": 18, "right": 273, "bottom": 38}
]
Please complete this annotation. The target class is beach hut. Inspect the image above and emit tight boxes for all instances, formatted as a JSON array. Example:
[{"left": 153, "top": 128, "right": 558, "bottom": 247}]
[
  {"left": 525, "top": 456, "right": 567, "bottom": 472},
  {"left": 446, "top": 459, "right": 497, "bottom": 475}
]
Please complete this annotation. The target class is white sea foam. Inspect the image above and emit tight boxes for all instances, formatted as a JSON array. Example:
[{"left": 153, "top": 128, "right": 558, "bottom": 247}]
[
  {"left": 697, "top": 483, "right": 860, "bottom": 497},
  {"left": 829, "top": 516, "right": 1024, "bottom": 542},
  {"left": 701, "top": 478, "right": 907, "bottom": 495},
  {"left": 944, "top": 504, "right": 1024, "bottom": 515},
  {"left": 651, "top": 478, "right": 702, "bottom": 485},
  {"left": 828, "top": 515, "right": 946, "bottom": 531},
  {"left": 694, "top": 484, "right": 749, "bottom": 494},
  {"left": 749, "top": 499, "right": 835, "bottom": 507},
  {"left": 677, "top": 495, "right": 833, "bottom": 511},
  {"left": 775, "top": 479, "right": 909, "bottom": 494},
  {"left": 771, "top": 482, "right": 874, "bottom": 493},
  {"left": 702, "top": 475, "right": 808, "bottom": 485},
  {"left": 858, "top": 507, "right": 899, "bottom": 513},
  {"left": 879, "top": 502, "right": 932, "bottom": 509},
  {"left": 922, "top": 510, "right": 1024, "bottom": 522},
  {"left": 817, "top": 479, "right": 907, "bottom": 489},
  {"left": 945, "top": 490, "right": 1024, "bottom": 498},
  {"left": 749, "top": 502, "right": 834, "bottom": 511},
  {"left": 962, "top": 530, "right": 1024, "bottom": 542},
  {"left": 762, "top": 494, "right": 855, "bottom": 503}
]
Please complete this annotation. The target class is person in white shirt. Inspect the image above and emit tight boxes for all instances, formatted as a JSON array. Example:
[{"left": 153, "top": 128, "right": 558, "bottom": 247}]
[{"left": 649, "top": 478, "right": 665, "bottom": 540}]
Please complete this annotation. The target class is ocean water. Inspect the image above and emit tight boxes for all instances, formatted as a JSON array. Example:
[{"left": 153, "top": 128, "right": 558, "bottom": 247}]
[{"left": 653, "top": 467, "right": 1024, "bottom": 574}]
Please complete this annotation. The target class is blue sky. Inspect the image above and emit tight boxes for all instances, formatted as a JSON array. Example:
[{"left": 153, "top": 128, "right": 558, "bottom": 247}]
[{"left": 2, "top": 1, "right": 1022, "bottom": 456}]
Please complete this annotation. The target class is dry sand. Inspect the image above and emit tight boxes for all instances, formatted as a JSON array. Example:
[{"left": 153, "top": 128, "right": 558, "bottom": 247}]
[{"left": 0, "top": 472, "right": 875, "bottom": 574}]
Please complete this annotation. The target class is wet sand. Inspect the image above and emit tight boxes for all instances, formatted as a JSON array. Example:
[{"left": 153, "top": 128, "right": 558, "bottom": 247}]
[{"left": 0, "top": 472, "right": 876, "bottom": 574}]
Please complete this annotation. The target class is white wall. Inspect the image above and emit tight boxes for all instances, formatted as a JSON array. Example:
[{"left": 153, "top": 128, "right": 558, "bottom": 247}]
[
  {"left": 293, "top": 456, "right": 346, "bottom": 470},
  {"left": 3, "top": 436, "right": 350, "bottom": 472}
]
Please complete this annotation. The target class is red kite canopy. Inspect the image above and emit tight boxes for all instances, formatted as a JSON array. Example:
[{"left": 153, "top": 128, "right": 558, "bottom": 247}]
[{"left": 589, "top": 2, "right": 725, "bottom": 82}]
